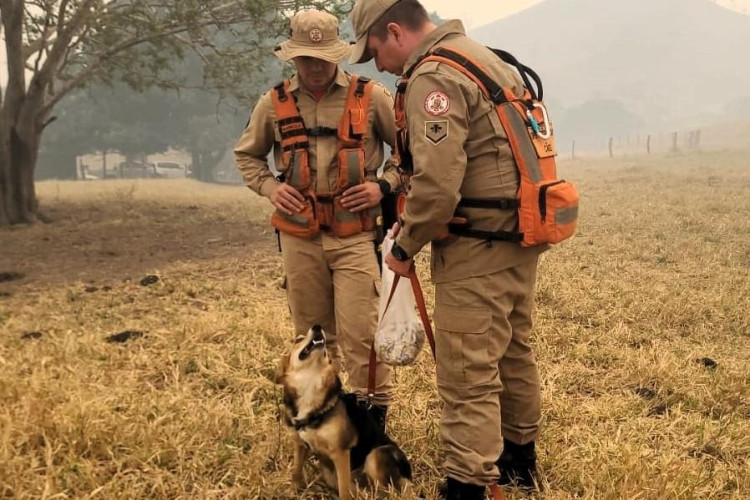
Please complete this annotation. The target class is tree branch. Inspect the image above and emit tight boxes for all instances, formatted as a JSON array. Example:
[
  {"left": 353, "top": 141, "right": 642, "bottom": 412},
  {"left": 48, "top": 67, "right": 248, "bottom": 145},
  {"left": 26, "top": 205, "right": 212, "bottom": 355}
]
[
  {"left": 34, "top": 0, "right": 98, "bottom": 91},
  {"left": 32, "top": 6, "right": 54, "bottom": 76},
  {"left": 43, "top": 13, "right": 252, "bottom": 115},
  {"left": 56, "top": 0, "right": 71, "bottom": 37}
]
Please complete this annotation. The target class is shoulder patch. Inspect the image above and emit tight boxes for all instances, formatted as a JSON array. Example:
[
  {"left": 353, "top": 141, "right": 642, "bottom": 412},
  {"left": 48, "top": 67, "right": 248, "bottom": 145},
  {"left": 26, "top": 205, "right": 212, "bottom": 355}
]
[
  {"left": 372, "top": 81, "right": 393, "bottom": 99},
  {"left": 424, "top": 91, "right": 450, "bottom": 116},
  {"left": 425, "top": 120, "right": 449, "bottom": 145}
]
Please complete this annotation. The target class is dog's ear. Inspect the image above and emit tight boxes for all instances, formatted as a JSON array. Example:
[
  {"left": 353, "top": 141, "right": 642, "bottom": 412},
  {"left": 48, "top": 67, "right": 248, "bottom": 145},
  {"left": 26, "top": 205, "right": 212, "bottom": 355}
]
[{"left": 274, "top": 354, "right": 289, "bottom": 384}]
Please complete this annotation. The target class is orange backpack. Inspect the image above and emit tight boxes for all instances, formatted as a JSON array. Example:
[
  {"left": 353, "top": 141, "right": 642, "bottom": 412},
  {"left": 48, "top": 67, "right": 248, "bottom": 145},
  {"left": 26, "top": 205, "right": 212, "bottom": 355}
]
[
  {"left": 395, "top": 47, "right": 578, "bottom": 247},
  {"left": 270, "top": 75, "right": 379, "bottom": 239}
]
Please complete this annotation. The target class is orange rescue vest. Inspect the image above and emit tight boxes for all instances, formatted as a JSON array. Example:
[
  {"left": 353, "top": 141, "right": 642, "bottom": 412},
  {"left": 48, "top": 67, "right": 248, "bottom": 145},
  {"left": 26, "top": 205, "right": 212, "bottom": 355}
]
[
  {"left": 270, "top": 75, "right": 379, "bottom": 239},
  {"left": 395, "top": 47, "right": 578, "bottom": 247}
]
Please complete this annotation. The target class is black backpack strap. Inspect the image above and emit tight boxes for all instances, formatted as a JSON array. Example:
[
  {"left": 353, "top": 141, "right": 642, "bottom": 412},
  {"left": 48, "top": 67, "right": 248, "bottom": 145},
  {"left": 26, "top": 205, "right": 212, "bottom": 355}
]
[
  {"left": 431, "top": 47, "right": 509, "bottom": 104},
  {"left": 458, "top": 197, "right": 519, "bottom": 210},
  {"left": 306, "top": 126, "right": 338, "bottom": 137},
  {"left": 273, "top": 81, "right": 288, "bottom": 102},
  {"left": 355, "top": 75, "right": 371, "bottom": 97},
  {"left": 488, "top": 48, "right": 543, "bottom": 101},
  {"left": 449, "top": 225, "right": 524, "bottom": 243},
  {"left": 427, "top": 46, "right": 543, "bottom": 103}
]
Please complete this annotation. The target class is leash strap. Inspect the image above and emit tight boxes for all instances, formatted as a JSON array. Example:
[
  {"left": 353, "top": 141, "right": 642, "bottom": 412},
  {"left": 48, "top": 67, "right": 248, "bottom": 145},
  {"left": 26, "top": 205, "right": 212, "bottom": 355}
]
[
  {"left": 490, "top": 484, "right": 506, "bottom": 500},
  {"left": 367, "top": 268, "right": 436, "bottom": 399}
]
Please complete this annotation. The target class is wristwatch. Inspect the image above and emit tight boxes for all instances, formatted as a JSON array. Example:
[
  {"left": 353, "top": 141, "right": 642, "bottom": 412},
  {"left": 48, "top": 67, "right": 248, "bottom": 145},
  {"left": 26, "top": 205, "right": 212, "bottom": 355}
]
[
  {"left": 376, "top": 179, "right": 391, "bottom": 196},
  {"left": 391, "top": 243, "right": 409, "bottom": 261}
]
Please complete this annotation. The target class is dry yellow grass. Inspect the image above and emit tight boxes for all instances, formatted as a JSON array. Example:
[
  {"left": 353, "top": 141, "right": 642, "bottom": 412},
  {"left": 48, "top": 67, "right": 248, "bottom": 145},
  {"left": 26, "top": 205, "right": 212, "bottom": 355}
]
[{"left": 1, "top": 151, "right": 749, "bottom": 499}]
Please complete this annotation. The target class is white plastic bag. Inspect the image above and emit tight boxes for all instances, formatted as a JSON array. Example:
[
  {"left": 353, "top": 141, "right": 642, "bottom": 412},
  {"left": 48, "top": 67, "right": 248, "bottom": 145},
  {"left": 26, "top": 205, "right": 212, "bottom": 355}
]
[{"left": 375, "top": 232, "right": 425, "bottom": 365}]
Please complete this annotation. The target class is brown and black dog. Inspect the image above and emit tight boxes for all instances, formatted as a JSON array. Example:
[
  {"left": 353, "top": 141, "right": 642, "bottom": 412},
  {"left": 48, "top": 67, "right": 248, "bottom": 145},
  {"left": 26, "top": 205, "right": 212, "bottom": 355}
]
[{"left": 277, "top": 325, "right": 412, "bottom": 499}]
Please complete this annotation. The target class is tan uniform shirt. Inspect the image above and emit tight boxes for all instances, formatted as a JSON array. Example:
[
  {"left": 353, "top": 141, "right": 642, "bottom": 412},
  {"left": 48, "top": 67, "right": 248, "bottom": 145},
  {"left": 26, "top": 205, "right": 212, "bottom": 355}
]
[
  {"left": 235, "top": 69, "right": 400, "bottom": 248},
  {"left": 395, "top": 21, "right": 545, "bottom": 283}
]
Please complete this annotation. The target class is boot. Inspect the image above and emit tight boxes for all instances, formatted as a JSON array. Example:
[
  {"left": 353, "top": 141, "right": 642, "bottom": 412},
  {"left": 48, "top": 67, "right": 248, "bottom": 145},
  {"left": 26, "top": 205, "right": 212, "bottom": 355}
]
[
  {"left": 496, "top": 439, "right": 538, "bottom": 489},
  {"left": 442, "top": 477, "right": 486, "bottom": 500},
  {"left": 365, "top": 404, "right": 387, "bottom": 433}
]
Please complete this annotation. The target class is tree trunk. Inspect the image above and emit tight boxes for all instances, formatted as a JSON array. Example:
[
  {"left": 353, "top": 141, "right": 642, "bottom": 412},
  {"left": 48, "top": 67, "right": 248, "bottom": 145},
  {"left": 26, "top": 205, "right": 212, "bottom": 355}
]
[
  {"left": 0, "top": 125, "right": 40, "bottom": 225},
  {"left": 191, "top": 150, "right": 220, "bottom": 183}
]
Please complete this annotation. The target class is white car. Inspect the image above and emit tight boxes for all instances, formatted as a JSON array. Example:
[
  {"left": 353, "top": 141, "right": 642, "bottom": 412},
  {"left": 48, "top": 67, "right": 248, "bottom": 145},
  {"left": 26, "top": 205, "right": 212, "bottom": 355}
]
[{"left": 154, "top": 162, "right": 187, "bottom": 178}]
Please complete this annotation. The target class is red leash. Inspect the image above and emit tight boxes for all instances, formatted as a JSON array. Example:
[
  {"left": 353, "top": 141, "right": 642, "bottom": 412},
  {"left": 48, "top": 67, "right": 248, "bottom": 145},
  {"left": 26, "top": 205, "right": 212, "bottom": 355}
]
[
  {"left": 368, "top": 267, "right": 435, "bottom": 398},
  {"left": 489, "top": 484, "right": 506, "bottom": 500},
  {"left": 367, "top": 269, "right": 507, "bottom": 500}
]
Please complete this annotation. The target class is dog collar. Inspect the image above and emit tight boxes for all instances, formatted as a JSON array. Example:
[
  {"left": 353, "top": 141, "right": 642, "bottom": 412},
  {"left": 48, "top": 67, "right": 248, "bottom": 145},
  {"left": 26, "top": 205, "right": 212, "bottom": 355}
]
[{"left": 292, "top": 392, "right": 340, "bottom": 430}]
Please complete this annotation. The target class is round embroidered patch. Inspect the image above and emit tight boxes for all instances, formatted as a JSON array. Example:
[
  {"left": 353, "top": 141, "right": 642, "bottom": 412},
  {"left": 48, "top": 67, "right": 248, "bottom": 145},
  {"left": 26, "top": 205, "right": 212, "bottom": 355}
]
[
  {"left": 424, "top": 91, "right": 450, "bottom": 116},
  {"left": 309, "top": 28, "right": 323, "bottom": 43}
]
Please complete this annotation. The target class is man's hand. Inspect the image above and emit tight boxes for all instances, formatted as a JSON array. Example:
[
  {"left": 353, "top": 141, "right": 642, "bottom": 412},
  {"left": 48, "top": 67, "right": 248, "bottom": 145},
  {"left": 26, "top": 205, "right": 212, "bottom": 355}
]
[
  {"left": 385, "top": 252, "right": 414, "bottom": 277},
  {"left": 341, "top": 182, "right": 383, "bottom": 212},
  {"left": 271, "top": 183, "right": 305, "bottom": 215}
]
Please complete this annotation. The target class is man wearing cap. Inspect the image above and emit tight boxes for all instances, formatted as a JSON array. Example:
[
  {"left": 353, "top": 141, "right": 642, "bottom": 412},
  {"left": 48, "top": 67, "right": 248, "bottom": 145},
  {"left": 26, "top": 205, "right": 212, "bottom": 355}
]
[
  {"left": 349, "top": 1, "right": 546, "bottom": 498},
  {"left": 235, "top": 9, "right": 401, "bottom": 428}
]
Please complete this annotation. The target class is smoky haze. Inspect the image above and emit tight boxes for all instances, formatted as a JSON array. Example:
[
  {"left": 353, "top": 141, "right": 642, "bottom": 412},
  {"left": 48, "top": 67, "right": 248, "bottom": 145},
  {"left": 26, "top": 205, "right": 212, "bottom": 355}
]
[
  {"left": 34, "top": 0, "right": 750, "bottom": 180},
  {"left": 471, "top": 0, "right": 750, "bottom": 152}
]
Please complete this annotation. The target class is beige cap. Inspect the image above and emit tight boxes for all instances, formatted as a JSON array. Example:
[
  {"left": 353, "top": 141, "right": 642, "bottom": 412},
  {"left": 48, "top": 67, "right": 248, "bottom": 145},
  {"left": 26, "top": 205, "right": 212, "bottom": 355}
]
[
  {"left": 348, "top": 0, "right": 402, "bottom": 64},
  {"left": 274, "top": 10, "right": 352, "bottom": 63}
]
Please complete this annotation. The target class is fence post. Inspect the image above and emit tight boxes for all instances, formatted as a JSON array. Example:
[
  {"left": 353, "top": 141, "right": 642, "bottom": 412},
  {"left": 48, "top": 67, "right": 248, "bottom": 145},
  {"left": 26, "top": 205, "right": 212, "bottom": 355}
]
[
  {"left": 609, "top": 137, "right": 613, "bottom": 158},
  {"left": 672, "top": 132, "right": 678, "bottom": 152},
  {"left": 572, "top": 140, "right": 576, "bottom": 161},
  {"left": 647, "top": 135, "right": 651, "bottom": 155}
]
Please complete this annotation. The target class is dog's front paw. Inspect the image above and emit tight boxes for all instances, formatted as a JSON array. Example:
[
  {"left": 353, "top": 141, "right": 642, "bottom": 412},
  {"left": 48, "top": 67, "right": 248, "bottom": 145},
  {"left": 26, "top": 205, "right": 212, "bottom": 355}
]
[{"left": 292, "top": 471, "right": 306, "bottom": 491}]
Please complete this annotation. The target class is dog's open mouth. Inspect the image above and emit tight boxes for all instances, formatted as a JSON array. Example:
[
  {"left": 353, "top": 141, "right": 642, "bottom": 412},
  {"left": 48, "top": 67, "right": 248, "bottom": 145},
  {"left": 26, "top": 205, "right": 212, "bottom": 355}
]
[{"left": 298, "top": 325, "right": 326, "bottom": 360}]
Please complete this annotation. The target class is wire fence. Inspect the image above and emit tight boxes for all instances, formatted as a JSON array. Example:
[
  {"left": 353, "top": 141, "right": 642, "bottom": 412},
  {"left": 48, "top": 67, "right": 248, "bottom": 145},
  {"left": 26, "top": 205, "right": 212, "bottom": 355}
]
[{"left": 565, "top": 120, "right": 750, "bottom": 160}]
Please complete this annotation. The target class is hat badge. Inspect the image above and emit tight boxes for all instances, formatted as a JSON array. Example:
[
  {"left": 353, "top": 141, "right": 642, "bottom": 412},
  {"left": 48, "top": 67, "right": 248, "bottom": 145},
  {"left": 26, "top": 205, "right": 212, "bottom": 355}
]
[{"left": 309, "top": 28, "right": 323, "bottom": 43}]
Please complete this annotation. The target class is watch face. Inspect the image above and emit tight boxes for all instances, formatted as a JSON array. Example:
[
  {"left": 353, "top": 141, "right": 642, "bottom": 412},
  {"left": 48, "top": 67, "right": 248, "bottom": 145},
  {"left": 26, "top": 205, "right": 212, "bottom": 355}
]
[{"left": 392, "top": 245, "right": 407, "bottom": 261}]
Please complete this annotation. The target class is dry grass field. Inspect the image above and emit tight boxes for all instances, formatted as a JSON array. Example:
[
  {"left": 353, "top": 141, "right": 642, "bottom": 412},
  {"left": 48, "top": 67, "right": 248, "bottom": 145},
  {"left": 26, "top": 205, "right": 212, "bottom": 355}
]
[{"left": 1, "top": 150, "right": 749, "bottom": 499}]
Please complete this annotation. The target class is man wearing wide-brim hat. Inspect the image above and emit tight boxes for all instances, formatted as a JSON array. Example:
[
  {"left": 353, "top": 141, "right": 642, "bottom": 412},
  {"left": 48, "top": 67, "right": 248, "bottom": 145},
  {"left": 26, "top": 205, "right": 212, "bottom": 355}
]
[
  {"left": 348, "top": 0, "right": 547, "bottom": 498},
  {"left": 235, "top": 9, "right": 401, "bottom": 433}
]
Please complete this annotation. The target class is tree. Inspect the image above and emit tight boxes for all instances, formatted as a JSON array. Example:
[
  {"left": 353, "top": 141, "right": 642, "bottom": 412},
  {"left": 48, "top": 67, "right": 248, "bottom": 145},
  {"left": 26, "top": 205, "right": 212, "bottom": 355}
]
[{"left": 0, "top": 0, "right": 349, "bottom": 226}]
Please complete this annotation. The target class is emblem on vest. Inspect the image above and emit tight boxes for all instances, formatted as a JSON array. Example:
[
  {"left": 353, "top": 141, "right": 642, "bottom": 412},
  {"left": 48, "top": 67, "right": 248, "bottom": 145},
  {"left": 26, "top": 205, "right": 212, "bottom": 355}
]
[
  {"left": 309, "top": 28, "right": 323, "bottom": 43},
  {"left": 424, "top": 91, "right": 450, "bottom": 116}
]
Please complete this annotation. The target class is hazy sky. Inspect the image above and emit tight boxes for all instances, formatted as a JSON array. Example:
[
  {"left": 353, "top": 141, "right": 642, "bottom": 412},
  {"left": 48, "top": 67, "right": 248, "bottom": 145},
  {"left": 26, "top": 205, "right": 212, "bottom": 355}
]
[
  {"left": 420, "top": 0, "right": 544, "bottom": 29},
  {"left": 421, "top": 0, "right": 750, "bottom": 29},
  {"left": 2, "top": 0, "right": 750, "bottom": 85}
]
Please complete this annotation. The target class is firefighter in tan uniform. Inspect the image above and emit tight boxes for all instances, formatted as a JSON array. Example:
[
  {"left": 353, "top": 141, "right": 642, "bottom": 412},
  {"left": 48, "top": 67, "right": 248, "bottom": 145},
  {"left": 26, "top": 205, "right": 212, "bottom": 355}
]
[
  {"left": 350, "top": 0, "right": 546, "bottom": 497},
  {"left": 234, "top": 9, "right": 401, "bottom": 428}
]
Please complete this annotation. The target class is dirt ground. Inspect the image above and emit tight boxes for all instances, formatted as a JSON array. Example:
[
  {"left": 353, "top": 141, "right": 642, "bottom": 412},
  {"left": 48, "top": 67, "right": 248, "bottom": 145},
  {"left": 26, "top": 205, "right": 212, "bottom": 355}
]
[{"left": 0, "top": 180, "right": 275, "bottom": 293}]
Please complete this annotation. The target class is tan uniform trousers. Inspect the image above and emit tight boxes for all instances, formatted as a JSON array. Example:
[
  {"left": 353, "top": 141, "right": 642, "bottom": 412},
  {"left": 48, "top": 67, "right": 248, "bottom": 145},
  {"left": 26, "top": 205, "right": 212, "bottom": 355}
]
[
  {"left": 434, "top": 258, "right": 542, "bottom": 486},
  {"left": 280, "top": 231, "right": 393, "bottom": 406}
]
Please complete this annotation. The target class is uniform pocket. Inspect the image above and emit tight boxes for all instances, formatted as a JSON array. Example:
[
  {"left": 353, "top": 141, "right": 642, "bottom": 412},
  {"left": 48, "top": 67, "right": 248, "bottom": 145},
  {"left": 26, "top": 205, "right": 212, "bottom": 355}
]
[
  {"left": 332, "top": 195, "right": 364, "bottom": 237},
  {"left": 434, "top": 305, "right": 492, "bottom": 386}
]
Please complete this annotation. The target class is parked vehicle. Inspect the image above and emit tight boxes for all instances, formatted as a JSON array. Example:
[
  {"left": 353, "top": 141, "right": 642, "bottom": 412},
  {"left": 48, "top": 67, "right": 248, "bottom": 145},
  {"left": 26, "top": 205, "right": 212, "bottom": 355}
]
[
  {"left": 153, "top": 161, "right": 187, "bottom": 178},
  {"left": 118, "top": 161, "right": 158, "bottom": 179}
]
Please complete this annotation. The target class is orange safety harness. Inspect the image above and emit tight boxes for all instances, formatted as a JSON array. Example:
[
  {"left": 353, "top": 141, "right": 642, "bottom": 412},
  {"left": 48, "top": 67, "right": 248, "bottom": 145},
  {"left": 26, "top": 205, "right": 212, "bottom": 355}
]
[
  {"left": 394, "top": 47, "right": 578, "bottom": 247},
  {"left": 270, "top": 75, "right": 380, "bottom": 239}
]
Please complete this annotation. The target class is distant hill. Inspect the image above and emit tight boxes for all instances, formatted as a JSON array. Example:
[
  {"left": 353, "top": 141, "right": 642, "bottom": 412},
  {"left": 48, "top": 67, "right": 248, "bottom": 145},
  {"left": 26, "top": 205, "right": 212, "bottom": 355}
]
[{"left": 470, "top": 0, "right": 750, "bottom": 148}]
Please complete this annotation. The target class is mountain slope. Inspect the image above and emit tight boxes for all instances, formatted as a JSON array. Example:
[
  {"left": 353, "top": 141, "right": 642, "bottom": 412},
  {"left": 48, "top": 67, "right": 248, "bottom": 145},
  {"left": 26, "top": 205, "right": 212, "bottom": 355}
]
[{"left": 470, "top": 0, "right": 750, "bottom": 138}]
